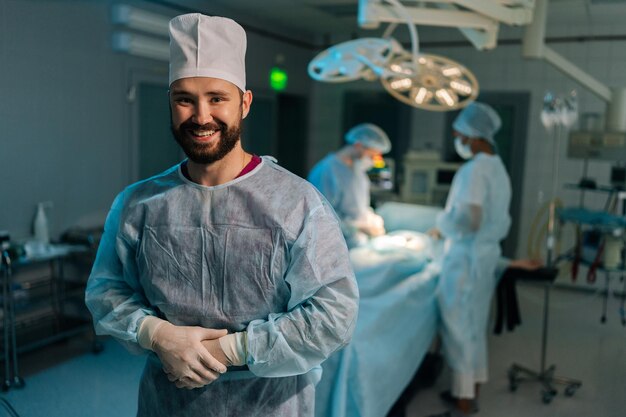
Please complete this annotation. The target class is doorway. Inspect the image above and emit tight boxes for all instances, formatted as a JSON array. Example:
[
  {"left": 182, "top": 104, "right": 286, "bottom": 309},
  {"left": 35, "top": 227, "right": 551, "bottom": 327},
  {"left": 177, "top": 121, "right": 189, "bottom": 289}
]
[
  {"left": 137, "top": 82, "right": 182, "bottom": 180},
  {"left": 242, "top": 92, "right": 309, "bottom": 178}
]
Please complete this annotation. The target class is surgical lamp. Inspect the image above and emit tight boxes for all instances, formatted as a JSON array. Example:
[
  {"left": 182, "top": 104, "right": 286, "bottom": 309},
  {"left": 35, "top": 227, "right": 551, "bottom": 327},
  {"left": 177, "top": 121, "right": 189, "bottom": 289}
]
[{"left": 308, "top": 0, "right": 479, "bottom": 111}]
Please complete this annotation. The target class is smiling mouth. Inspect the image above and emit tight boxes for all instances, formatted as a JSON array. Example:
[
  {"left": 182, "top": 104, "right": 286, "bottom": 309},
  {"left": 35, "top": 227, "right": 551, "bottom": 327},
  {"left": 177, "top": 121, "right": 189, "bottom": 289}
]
[{"left": 189, "top": 128, "right": 219, "bottom": 142}]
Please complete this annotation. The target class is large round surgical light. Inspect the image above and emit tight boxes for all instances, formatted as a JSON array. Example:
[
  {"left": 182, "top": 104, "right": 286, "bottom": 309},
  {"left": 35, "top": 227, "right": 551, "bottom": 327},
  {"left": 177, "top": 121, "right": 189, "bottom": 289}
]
[
  {"left": 308, "top": 38, "right": 399, "bottom": 83},
  {"left": 307, "top": 0, "right": 479, "bottom": 111},
  {"left": 381, "top": 53, "right": 479, "bottom": 111}
]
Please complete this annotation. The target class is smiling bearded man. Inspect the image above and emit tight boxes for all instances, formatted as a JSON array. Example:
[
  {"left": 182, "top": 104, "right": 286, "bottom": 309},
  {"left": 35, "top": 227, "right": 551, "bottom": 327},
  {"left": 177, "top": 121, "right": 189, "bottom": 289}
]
[{"left": 85, "top": 12, "right": 359, "bottom": 417}]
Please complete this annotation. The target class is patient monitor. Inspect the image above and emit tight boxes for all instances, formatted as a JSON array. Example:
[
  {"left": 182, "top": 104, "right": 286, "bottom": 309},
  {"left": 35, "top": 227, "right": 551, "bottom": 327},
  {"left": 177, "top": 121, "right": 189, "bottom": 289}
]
[{"left": 401, "top": 151, "right": 461, "bottom": 207}]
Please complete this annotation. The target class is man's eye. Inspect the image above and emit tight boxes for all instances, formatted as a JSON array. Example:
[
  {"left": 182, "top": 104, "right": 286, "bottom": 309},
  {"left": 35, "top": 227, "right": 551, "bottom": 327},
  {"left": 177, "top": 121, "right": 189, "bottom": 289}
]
[
  {"left": 175, "top": 97, "right": 193, "bottom": 104},
  {"left": 211, "top": 97, "right": 223, "bottom": 103}
]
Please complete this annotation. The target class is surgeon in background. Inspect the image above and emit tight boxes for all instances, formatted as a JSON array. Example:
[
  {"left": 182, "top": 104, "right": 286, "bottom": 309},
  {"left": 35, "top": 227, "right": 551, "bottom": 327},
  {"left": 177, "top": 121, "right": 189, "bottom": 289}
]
[
  {"left": 308, "top": 123, "right": 392, "bottom": 248},
  {"left": 428, "top": 102, "right": 511, "bottom": 417}
]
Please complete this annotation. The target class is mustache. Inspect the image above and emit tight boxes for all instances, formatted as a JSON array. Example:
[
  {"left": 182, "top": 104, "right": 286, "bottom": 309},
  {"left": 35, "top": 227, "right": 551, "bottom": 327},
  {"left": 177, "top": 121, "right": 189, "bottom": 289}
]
[{"left": 179, "top": 119, "right": 227, "bottom": 132}]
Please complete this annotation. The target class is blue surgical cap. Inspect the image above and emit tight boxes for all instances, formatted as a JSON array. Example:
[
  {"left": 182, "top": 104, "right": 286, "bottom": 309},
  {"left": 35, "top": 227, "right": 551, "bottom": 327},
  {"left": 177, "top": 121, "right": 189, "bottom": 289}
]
[
  {"left": 345, "top": 123, "right": 392, "bottom": 153},
  {"left": 453, "top": 102, "right": 501, "bottom": 144}
]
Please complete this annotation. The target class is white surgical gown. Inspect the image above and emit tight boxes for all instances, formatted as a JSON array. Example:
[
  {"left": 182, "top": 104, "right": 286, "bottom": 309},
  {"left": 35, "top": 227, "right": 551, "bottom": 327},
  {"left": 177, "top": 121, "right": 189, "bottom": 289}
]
[
  {"left": 436, "top": 153, "right": 511, "bottom": 399},
  {"left": 307, "top": 153, "right": 371, "bottom": 248},
  {"left": 85, "top": 156, "right": 359, "bottom": 417}
]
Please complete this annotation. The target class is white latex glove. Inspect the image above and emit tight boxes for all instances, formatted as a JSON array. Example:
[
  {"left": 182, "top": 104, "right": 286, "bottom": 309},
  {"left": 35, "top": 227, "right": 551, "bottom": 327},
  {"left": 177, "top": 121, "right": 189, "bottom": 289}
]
[
  {"left": 172, "top": 333, "right": 247, "bottom": 389},
  {"left": 365, "top": 212, "right": 386, "bottom": 237},
  {"left": 354, "top": 210, "right": 386, "bottom": 237},
  {"left": 217, "top": 332, "right": 247, "bottom": 366},
  {"left": 138, "top": 316, "right": 228, "bottom": 389},
  {"left": 436, "top": 203, "right": 482, "bottom": 239}
]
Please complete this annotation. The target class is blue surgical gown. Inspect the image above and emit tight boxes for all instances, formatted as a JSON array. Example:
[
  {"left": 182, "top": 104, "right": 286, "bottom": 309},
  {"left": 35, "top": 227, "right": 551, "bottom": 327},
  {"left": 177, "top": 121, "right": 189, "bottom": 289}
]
[
  {"left": 85, "top": 156, "right": 359, "bottom": 417},
  {"left": 308, "top": 153, "right": 371, "bottom": 248}
]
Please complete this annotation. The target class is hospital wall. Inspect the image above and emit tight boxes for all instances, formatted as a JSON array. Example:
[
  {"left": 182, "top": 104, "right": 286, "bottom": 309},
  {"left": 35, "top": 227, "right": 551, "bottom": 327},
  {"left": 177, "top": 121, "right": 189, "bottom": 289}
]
[
  {"left": 0, "top": 0, "right": 314, "bottom": 240},
  {"left": 308, "top": 24, "right": 626, "bottom": 259}
]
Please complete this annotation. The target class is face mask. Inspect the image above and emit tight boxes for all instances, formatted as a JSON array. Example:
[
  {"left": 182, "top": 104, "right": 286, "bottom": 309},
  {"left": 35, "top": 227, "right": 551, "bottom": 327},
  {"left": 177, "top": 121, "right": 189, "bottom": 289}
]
[
  {"left": 454, "top": 136, "right": 473, "bottom": 160},
  {"left": 354, "top": 157, "right": 374, "bottom": 172}
]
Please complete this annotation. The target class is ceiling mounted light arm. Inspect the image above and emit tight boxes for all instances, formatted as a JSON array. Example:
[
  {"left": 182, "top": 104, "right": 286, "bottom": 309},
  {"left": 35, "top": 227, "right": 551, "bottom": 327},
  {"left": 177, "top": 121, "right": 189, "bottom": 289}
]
[
  {"left": 454, "top": 0, "right": 534, "bottom": 26},
  {"left": 380, "top": 0, "right": 420, "bottom": 76},
  {"left": 432, "top": 2, "right": 499, "bottom": 50},
  {"left": 359, "top": 0, "right": 534, "bottom": 50}
]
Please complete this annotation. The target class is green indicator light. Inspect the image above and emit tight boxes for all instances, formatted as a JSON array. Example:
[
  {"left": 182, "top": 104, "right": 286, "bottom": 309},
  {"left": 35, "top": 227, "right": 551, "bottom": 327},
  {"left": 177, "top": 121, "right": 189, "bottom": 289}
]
[{"left": 270, "top": 67, "right": 288, "bottom": 91}]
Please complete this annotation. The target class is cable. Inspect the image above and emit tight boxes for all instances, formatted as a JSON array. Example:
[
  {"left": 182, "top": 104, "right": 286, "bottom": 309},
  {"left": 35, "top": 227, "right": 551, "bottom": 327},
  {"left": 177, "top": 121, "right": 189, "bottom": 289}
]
[{"left": 0, "top": 398, "right": 20, "bottom": 417}]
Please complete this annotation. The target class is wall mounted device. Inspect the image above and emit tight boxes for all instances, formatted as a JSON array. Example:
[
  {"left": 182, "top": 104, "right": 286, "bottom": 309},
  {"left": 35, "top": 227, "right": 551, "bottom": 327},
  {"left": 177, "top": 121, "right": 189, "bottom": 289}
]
[{"left": 401, "top": 151, "right": 461, "bottom": 206}]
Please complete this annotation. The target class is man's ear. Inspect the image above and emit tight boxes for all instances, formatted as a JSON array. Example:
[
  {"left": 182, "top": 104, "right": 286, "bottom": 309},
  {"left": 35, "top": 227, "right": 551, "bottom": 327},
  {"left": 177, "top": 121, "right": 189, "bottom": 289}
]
[{"left": 241, "top": 90, "right": 253, "bottom": 119}]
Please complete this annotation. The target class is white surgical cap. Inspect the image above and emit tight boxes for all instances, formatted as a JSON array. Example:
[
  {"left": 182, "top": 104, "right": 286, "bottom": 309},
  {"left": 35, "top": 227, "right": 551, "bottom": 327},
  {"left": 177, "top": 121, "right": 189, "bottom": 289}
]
[
  {"left": 169, "top": 13, "right": 247, "bottom": 91},
  {"left": 453, "top": 102, "right": 501, "bottom": 144},
  {"left": 345, "top": 123, "right": 392, "bottom": 153}
]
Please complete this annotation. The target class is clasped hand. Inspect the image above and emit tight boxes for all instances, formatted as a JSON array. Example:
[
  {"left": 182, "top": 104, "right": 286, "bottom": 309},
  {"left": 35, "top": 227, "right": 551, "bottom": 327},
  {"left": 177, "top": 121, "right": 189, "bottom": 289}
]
[{"left": 151, "top": 323, "right": 229, "bottom": 389}]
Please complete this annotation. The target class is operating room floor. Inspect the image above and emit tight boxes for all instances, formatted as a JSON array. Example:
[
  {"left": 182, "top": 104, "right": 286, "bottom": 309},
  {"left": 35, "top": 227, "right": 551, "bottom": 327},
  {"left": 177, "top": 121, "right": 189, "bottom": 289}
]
[
  {"left": 406, "top": 282, "right": 626, "bottom": 417},
  {"left": 1, "top": 282, "right": 625, "bottom": 417}
]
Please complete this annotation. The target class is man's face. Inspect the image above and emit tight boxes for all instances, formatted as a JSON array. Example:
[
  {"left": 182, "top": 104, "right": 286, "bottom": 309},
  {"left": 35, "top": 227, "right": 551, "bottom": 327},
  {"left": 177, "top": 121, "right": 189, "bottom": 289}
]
[
  {"left": 453, "top": 130, "right": 470, "bottom": 145},
  {"left": 169, "top": 77, "right": 252, "bottom": 164},
  {"left": 357, "top": 146, "right": 382, "bottom": 163}
]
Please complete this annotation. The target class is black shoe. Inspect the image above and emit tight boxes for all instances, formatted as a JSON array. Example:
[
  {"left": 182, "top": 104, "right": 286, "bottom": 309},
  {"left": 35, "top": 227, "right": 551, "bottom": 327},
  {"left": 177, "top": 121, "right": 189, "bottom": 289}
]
[{"left": 439, "top": 391, "right": 479, "bottom": 414}]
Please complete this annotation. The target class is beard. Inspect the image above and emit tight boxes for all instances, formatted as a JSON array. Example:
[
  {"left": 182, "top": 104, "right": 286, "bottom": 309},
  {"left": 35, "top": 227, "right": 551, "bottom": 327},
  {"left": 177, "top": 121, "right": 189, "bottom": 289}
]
[{"left": 171, "top": 113, "right": 243, "bottom": 165}]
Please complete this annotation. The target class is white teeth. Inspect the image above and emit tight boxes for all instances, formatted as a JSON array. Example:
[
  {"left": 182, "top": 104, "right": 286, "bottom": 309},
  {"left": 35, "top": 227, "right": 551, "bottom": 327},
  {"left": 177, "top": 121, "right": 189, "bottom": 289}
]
[{"left": 193, "top": 129, "right": 216, "bottom": 137}]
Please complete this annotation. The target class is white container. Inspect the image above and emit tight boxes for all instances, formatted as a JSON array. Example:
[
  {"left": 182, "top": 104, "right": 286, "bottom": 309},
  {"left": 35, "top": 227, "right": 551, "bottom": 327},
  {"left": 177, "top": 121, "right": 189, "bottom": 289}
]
[{"left": 33, "top": 202, "right": 51, "bottom": 244}]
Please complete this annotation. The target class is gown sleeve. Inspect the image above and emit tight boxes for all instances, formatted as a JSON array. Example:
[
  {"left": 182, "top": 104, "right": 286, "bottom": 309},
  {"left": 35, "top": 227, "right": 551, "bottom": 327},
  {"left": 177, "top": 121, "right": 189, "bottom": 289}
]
[
  {"left": 85, "top": 191, "right": 157, "bottom": 354},
  {"left": 245, "top": 202, "right": 359, "bottom": 377}
]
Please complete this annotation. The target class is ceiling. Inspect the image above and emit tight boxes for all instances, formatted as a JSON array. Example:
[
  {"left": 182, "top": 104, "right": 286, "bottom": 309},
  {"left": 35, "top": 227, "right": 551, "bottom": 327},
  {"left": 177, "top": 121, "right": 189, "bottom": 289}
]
[{"left": 151, "top": 0, "right": 626, "bottom": 48}]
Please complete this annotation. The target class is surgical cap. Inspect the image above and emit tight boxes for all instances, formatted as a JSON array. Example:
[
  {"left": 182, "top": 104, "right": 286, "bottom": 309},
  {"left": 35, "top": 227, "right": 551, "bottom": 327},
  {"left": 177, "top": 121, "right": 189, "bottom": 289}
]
[
  {"left": 453, "top": 102, "right": 501, "bottom": 144},
  {"left": 345, "top": 123, "right": 392, "bottom": 153},
  {"left": 169, "top": 14, "right": 247, "bottom": 91}
]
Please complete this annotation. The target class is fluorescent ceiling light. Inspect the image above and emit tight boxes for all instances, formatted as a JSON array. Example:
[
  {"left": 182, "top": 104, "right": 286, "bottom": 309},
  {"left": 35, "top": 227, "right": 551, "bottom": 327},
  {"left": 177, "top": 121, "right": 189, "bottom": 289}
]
[
  {"left": 111, "top": 4, "right": 170, "bottom": 37},
  {"left": 112, "top": 32, "right": 169, "bottom": 61}
]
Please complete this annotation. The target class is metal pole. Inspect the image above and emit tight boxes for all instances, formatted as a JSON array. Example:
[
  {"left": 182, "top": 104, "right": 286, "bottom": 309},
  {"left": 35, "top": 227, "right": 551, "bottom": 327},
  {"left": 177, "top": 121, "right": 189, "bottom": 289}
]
[
  {"left": 541, "top": 123, "right": 562, "bottom": 373},
  {"left": 2, "top": 252, "right": 12, "bottom": 390}
]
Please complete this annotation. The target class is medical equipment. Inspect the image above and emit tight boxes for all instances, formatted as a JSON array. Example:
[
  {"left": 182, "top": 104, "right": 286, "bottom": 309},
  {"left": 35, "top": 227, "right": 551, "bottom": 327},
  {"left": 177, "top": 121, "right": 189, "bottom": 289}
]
[
  {"left": 568, "top": 131, "right": 626, "bottom": 161},
  {"left": 557, "top": 203, "right": 626, "bottom": 324},
  {"left": 1, "top": 235, "right": 24, "bottom": 392},
  {"left": 541, "top": 91, "right": 578, "bottom": 131},
  {"left": 525, "top": 0, "right": 626, "bottom": 164},
  {"left": 509, "top": 44, "right": 585, "bottom": 401},
  {"left": 368, "top": 156, "right": 394, "bottom": 191},
  {"left": 401, "top": 151, "right": 461, "bottom": 206},
  {"left": 308, "top": 0, "right": 481, "bottom": 111}
]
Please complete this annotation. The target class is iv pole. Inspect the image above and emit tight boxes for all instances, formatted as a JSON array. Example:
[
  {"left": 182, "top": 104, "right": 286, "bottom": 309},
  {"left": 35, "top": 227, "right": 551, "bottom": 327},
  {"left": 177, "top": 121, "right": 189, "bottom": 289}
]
[{"left": 508, "top": 119, "right": 582, "bottom": 403}]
